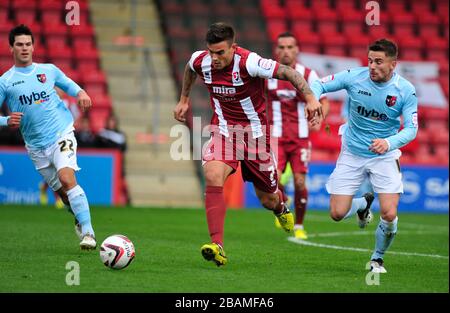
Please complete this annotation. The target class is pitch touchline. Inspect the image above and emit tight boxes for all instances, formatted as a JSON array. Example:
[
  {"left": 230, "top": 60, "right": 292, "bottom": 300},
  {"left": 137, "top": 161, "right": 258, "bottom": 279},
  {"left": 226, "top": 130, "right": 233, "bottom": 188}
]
[
  {"left": 306, "top": 230, "right": 444, "bottom": 238},
  {"left": 288, "top": 237, "right": 449, "bottom": 259}
]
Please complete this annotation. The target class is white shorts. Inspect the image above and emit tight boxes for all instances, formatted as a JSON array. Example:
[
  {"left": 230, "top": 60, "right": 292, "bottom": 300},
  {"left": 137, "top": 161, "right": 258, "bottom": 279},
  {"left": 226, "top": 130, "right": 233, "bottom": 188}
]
[
  {"left": 28, "top": 131, "right": 80, "bottom": 191},
  {"left": 326, "top": 146, "right": 403, "bottom": 195}
]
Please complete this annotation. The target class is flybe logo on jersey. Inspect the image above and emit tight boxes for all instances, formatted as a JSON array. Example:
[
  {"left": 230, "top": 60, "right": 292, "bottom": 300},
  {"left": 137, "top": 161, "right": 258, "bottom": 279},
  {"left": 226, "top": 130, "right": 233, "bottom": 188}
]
[
  {"left": 212, "top": 86, "right": 236, "bottom": 95},
  {"left": 19, "top": 91, "right": 50, "bottom": 105},
  {"left": 356, "top": 106, "right": 388, "bottom": 121}
]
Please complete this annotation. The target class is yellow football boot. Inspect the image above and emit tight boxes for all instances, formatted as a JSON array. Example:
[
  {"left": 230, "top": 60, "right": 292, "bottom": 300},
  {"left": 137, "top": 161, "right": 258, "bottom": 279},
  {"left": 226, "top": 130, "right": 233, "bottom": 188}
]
[{"left": 201, "top": 243, "right": 227, "bottom": 267}]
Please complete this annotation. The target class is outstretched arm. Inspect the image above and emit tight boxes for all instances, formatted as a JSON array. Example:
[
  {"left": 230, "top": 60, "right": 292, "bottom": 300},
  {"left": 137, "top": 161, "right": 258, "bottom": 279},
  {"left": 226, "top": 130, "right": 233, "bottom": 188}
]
[
  {"left": 173, "top": 63, "right": 198, "bottom": 122},
  {"left": 273, "top": 64, "right": 323, "bottom": 120}
]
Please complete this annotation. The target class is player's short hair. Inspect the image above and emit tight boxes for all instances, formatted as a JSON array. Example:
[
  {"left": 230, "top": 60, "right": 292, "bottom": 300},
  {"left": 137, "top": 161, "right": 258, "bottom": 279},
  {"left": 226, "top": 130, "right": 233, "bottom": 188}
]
[
  {"left": 206, "top": 22, "right": 235, "bottom": 45},
  {"left": 368, "top": 39, "right": 398, "bottom": 59},
  {"left": 277, "top": 32, "right": 298, "bottom": 44},
  {"left": 9, "top": 24, "right": 34, "bottom": 47}
]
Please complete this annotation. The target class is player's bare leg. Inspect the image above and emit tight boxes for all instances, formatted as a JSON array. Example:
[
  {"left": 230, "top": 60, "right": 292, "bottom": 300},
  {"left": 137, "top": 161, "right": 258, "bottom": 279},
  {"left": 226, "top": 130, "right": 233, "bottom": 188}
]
[
  {"left": 58, "top": 167, "right": 96, "bottom": 250},
  {"left": 255, "top": 187, "right": 294, "bottom": 233},
  {"left": 201, "top": 161, "right": 233, "bottom": 266},
  {"left": 369, "top": 193, "right": 399, "bottom": 273},
  {"left": 293, "top": 172, "right": 308, "bottom": 239}
]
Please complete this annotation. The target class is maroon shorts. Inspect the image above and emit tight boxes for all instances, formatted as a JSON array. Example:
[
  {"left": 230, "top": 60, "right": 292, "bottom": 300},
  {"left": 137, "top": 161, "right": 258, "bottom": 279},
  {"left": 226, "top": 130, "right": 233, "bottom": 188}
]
[
  {"left": 273, "top": 138, "right": 311, "bottom": 174},
  {"left": 202, "top": 132, "right": 278, "bottom": 193}
]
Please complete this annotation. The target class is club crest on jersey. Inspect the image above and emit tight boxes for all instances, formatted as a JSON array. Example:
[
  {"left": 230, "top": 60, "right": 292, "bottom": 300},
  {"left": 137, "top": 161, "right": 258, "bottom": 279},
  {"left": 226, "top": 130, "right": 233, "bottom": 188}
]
[
  {"left": 320, "top": 75, "right": 334, "bottom": 83},
  {"left": 386, "top": 95, "right": 397, "bottom": 107},
  {"left": 37, "top": 74, "right": 46, "bottom": 83},
  {"left": 232, "top": 71, "right": 240, "bottom": 83}
]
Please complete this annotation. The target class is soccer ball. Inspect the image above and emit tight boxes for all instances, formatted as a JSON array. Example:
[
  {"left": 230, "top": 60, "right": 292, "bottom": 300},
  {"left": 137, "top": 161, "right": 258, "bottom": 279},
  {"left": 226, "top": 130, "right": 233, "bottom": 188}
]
[{"left": 100, "top": 234, "right": 135, "bottom": 270}]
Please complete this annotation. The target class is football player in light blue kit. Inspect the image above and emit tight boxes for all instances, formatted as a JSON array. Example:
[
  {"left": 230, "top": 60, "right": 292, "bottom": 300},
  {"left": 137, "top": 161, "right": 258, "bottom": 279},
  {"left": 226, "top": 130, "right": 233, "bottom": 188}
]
[
  {"left": 0, "top": 25, "right": 96, "bottom": 250},
  {"left": 310, "top": 39, "right": 418, "bottom": 273}
]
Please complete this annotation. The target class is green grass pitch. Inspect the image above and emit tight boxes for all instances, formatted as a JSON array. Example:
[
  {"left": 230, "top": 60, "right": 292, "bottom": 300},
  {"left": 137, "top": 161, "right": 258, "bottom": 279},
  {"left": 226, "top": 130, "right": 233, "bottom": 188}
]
[{"left": 0, "top": 205, "right": 447, "bottom": 292}]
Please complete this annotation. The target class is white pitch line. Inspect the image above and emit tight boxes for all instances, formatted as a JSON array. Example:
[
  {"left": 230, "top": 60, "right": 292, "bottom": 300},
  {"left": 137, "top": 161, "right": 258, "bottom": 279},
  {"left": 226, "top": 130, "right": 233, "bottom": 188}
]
[
  {"left": 307, "top": 230, "right": 445, "bottom": 238},
  {"left": 288, "top": 237, "right": 449, "bottom": 259}
]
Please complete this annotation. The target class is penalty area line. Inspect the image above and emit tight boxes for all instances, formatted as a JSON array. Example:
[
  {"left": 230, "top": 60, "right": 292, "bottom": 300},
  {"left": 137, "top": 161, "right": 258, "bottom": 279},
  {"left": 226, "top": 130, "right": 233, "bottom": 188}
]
[{"left": 288, "top": 237, "right": 449, "bottom": 259}]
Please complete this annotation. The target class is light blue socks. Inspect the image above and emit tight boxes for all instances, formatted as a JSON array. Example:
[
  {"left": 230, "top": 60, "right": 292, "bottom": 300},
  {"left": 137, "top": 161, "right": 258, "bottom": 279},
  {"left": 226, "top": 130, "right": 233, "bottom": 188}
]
[
  {"left": 371, "top": 216, "right": 398, "bottom": 260},
  {"left": 67, "top": 185, "right": 95, "bottom": 236}
]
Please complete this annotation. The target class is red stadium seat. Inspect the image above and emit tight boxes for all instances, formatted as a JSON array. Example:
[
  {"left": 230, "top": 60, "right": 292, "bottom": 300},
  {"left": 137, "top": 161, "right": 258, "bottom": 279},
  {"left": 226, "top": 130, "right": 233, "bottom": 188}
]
[
  {"left": 315, "top": 9, "right": 338, "bottom": 35},
  {"left": 293, "top": 31, "right": 320, "bottom": 54},
  {"left": 11, "top": 0, "right": 36, "bottom": 10},
  {"left": 89, "top": 109, "right": 110, "bottom": 133},
  {"left": 285, "top": 1, "right": 312, "bottom": 21},
  {"left": 417, "top": 13, "right": 441, "bottom": 39},
  {"left": 14, "top": 9, "right": 38, "bottom": 24},
  {"left": 383, "top": 0, "right": 405, "bottom": 12},
  {"left": 425, "top": 37, "right": 448, "bottom": 62},
  {"left": 82, "top": 69, "right": 107, "bottom": 85},
  {"left": 260, "top": 0, "right": 286, "bottom": 19},
  {"left": 59, "top": 67, "right": 79, "bottom": 83},
  {"left": 0, "top": 7, "right": 8, "bottom": 21},
  {"left": 434, "top": 145, "right": 449, "bottom": 165},
  {"left": 83, "top": 82, "right": 106, "bottom": 96},
  {"left": 291, "top": 20, "right": 314, "bottom": 37},
  {"left": 335, "top": 0, "right": 357, "bottom": 11},
  {"left": 391, "top": 12, "right": 416, "bottom": 38},
  {"left": 348, "top": 34, "right": 371, "bottom": 53},
  {"left": 410, "top": 1, "right": 432, "bottom": 14},
  {"left": 322, "top": 32, "right": 347, "bottom": 56},
  {"left": 32, "top": 44, "right": 47, "bottom": 63},
  {"left": 38, "top": 0, "right": 63, "bottom": 12},
  {"left": 69, "top": 23, "right": 95, "bottom": 39},
  {"left": 310, "top": 0, "right": 331, "bottom": 10},
  {"left": 419, "top": 107, "right": 449, "bottom": 122},
  {"left": 46, "top": 36, "right": 68, "bottom": 49},
  {"left": 41, "top": 10, "right": 63, "bottom": 24},
  {"left": 340, "top": 10, "right": 365, "bottom": 36},
  {"left": 398, "top": 37, "right": 423, "bottom": 61},
  {"left": 0, "top": 0, "right": 9, "bottom": 9},
  {"left": 266, "top": 19, "right": 288, "bottom": 43},
  {"left": 367, "top": 24, "right": 390, "bottom": 40},
  {"left": 47, "top": 44, "right": 73, "bottom": 59},
  {"left": 400, "top": 137, "right": 419, "bottom": 153},
  {"left": 92, "top": 93, "right": 112, "bottom": 110}
]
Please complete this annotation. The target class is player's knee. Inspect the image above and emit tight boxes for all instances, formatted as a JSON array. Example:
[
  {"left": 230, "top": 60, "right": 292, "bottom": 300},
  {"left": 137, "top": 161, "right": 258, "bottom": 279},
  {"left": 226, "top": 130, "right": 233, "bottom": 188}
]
[
  {"left": 260, "top": 194, "right": 277, "bottom": 210},
  {"left": 204, "top": 169, "right": 225, "bottom": 186},
  {"left": 329, "top": 206, "right": 344, "bottom": 221},
  {"left": 380, "top": 211, "right": 397, "bottom": 222},
  {"left": 58, "top": 173, "right": 76, "bottom": 190}
]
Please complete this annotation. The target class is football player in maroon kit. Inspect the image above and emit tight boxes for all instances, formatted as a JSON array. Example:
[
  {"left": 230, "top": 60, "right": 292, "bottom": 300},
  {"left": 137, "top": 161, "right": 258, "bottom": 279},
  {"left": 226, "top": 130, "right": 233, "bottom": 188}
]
[
  {"left": 267, "top": 32, "right": 329, "bottom": 240},
  {"left": 173, "top": 23, "right": 323, "bottom": 266}
]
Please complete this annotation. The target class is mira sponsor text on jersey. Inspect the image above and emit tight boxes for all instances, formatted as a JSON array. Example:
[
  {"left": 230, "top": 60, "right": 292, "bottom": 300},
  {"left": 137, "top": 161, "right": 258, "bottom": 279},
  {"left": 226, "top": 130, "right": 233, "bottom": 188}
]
[{"left": 0, "top": 63, "right": 81, "bottom": 149}]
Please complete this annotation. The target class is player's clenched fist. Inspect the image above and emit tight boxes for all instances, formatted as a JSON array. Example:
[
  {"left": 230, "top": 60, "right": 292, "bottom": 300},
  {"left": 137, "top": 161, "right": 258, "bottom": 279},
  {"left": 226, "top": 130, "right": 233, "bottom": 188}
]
[
  {"left": 174, "top": 101, "right": 189, "bottom": 122},
  {"left": 77, "top": 90, "right": 92, "bottom": 112},
  {"left": 7, "top": 112, "right": 23, "bottom": 128}
]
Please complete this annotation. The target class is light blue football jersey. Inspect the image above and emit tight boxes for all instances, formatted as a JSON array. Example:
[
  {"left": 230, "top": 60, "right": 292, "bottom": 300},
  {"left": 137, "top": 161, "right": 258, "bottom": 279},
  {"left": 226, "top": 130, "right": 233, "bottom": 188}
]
[
  {"left": 0, "top": 63, "right": 82, "bottom": 149},
  {"left": 310, "top": 67, "right": 418, "bottom": 158}
]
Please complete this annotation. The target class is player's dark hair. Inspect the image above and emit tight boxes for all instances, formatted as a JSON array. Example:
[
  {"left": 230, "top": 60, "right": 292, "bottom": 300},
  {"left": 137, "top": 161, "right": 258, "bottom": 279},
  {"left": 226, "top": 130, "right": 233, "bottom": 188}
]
[
  {"left": 277, "top": 31, "right": 297, "bottom": 43},
  {"left": 9, "top": 24, "right": 34, "bottom": 47},
  {"left": 206, "top": 22, "right": 235, "bottom": 45},
  {"left": 368, "top": 38, "right": 398, "bottom": 59}
]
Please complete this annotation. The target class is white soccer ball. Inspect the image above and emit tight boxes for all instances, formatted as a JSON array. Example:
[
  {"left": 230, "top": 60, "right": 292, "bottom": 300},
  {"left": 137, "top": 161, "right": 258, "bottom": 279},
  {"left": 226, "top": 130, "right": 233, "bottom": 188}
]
[{"left": 100, "top": 234, "right": 135, "bottom": 270}]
